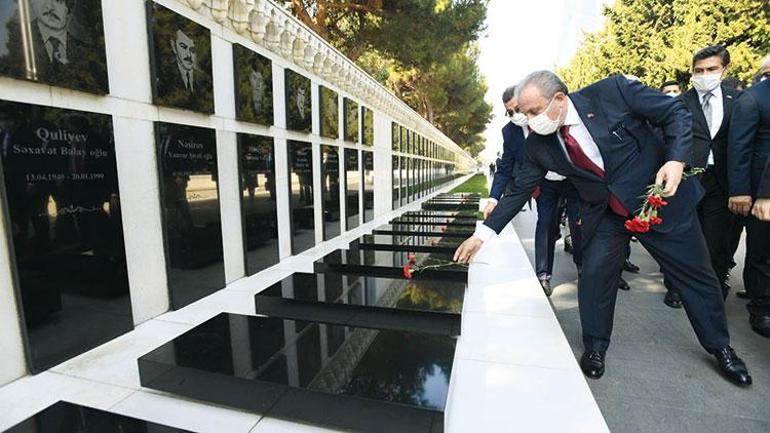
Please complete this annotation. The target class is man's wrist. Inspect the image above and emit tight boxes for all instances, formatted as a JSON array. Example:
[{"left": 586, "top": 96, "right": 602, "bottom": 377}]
[{"left": 487, "top": 197, "right": 498, "bottom": 206}]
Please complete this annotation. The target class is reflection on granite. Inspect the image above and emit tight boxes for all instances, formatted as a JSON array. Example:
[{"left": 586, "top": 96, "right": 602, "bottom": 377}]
[
  {"left": 4, "top": 401, "right": 193, "bottom": 432},
  {"left": 139, "top": 313, "right": 453, "bottom": 433},
  {"left": 402, "top": 210, "right": 480, "bottom": 220},
  {"left": 314, "top": 249, "right": 467, "bottom": 282},
  {"left": 372, "top": 224, "right": 474, "bottom": 239},
  {"left": 363, "top": 151, "right": 374, "bottom": 222},
  {"left": 0, "top": 102, "right": 133, "bottom": 371},
  {"left": 321, "top": 145, "right": 341, "bottom": 240},
  {"left": 320, "top": 86, "right": 339, "bottom": 139},
  {"left": 343, "top": 98, "right": 359, "bottom": 142},
  {"left": 390, "top": 217, "right": 477, "bottom": 227},
  {"left": 233, "top": 44, "right": 273, "bottom": 125},
  {"left": 421, "top": 201, "right": 479, "bottom": 211},
  {"left": 349, "top": 234, "right": 462, "bottom": 255},
  {"left": 285, "top": 69, "right": 312, "bottom": 132},
  {"left": 238, "top": 134, "right": 279, "bottom": 276},
  {"left": 157, "top": 122, "right": 225, "bottom": 309},
  {"left": 288, "top": 141, "right": 315, "bottom": 254},
  {"left": 344, "top": 149, "right": 360, "bottom": 230},
  {"left": 255, "top": 273, "right": 464, "bottom": 335}
]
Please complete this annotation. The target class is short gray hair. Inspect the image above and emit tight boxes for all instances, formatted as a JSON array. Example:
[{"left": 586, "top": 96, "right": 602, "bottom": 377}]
[
  {"left": 516, "top": 70, "right": 569, "bottom": 100},
  {"left": 502, "top": 86, "right": 516, "bottom": 103}
]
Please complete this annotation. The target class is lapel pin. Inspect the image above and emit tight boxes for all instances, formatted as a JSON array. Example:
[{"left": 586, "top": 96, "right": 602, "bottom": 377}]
[
  {"left": 587, "top": 112, "right": 595, "bottom": 118},
  {"left": 727, "top": 95, "right": 733, "bottom": 99}
]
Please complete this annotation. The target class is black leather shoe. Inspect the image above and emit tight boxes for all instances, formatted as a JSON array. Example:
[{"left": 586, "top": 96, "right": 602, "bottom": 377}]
[
  {"left": 749, "top": 315, "right": 770, "bottom": 338},
  {"left": 617, "top": 277, "right": 630, "bottom": 291},
  {"left": 664, "top": 290, "right": 683, "bottom": 309},
  {"left": 539, "top": 278, "right": 553, "bottom": 297},
  {"left": 580, "top": 350, "right": 606, "bottom": 379},
  {"left": 736, "top": 290, "right": 749, "bottom": 299},
  {"left": 623, "top": 260, "right": 640, "bottom": 273},
  {"left": 712, "top": 347, "right": 752, "bottom": 386}
]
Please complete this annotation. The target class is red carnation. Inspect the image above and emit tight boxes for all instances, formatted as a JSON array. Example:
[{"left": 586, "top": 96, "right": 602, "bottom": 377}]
[
  {"left": 402, "top": 264, "right": 413, "bottom": 279},
  {"left": 407, "top": 253, "right": 417, "bottom": 264},
  {"left": 647, "top": 195, "right": 668, "bottom": 208},
  {"left": 649, "top": 215, "right": 663, "bottom": 225},
  {"left": 624, "top": 216, "right": 650, "bottom": 233}
]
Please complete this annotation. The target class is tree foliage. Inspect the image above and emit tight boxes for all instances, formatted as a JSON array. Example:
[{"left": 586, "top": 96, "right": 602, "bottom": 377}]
[
  {"left": 278, "top": 0, "right": 492, "bottom": 155},
  {"left": 559, "top": 0, "right": 770, "bottom": 91}
]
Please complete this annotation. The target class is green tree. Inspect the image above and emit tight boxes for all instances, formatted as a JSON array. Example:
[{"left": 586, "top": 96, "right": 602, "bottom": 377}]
[
  {"left": 278, "top": 0, "right": 492, "bottom": 155},
  {"left": 559, "top": 0, "right": 770, "bottom": 91}
]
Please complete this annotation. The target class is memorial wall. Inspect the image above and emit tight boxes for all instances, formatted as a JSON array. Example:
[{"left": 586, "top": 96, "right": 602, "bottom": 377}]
[{"left": 0, "top": 0, "right": 474, "bottom": 384}]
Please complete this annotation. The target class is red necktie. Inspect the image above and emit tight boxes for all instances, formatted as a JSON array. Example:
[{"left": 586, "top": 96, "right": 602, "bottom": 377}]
[{"left": 561, "top": 126, "right": 628, "bottom": 216}]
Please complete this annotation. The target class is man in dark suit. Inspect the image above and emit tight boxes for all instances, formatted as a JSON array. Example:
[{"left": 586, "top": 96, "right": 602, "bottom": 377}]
[
  {"left": 728, "top": 57, "right": 770, "bottom": 338},
  {"left": 663, "top": 45, "right": 740, "bottom": 308},
  {"left": 454, "top": 71, "right": 751, "bottom": 386}
]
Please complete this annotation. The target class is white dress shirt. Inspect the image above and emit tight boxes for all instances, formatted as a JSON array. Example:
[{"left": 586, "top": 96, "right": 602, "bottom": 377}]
[
  {"left": 696, "top": 85, "right": 723, "bottom": 166},
  {"left": 476, "top": 97, "right": 605, "bottom": 242}
]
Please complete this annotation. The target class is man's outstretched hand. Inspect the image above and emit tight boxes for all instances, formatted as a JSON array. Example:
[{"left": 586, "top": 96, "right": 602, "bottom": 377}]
[
  {"left": 454, "top": 236, "right": 483, "bottom": 263},
  {"left": 482, "top": 201, "right": 497, "bottom": 219}
]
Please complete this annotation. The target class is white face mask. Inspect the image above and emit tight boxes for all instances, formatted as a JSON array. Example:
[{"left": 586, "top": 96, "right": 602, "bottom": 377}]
[
  {"left": 528, "top": 97, "right": 562, "bottom": 135},
  {"left": 511, "top": 111, "right": 528, "bottom": 127},
  {"left": 666, "top": 92, "right": 680, "bottom": 97},
  {"left": 691, "top": 72, "right": 722, "bottom": 92}
]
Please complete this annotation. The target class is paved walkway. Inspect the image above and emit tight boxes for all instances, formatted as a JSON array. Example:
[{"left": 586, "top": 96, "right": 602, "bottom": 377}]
[{"left": 511, "top": 207, "right": 770, "bottom": 433}]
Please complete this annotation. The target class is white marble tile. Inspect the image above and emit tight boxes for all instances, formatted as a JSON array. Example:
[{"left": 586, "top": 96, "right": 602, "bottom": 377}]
[
  {"left": 111, "top": 390, "right": 261, "bottom": 433},
  {"left": 456, "top": 312, "right": 577, "bottom": 371},
  {"left": 250, "top": 417, "right": 345, "bottom": 433},
  {"left": 461, "top": 277, "right": 555, "bottom": 318},
  {"left": 0, "top": 372, "right": 134, "bottom": 431},
  {"left": 224, "top": 267, "right": 295, "bottom": 293},
  {"left": 445, "top": 359, "right": 609, "bottom": 433},
  {"left": 156, "top": 290, "right": 257, "bottom": 325},
  {"left": 49, "top": 320, "right": 193, "bottom": 389}
]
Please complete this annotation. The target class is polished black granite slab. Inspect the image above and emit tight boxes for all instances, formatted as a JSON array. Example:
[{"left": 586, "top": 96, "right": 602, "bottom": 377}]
[
  {"left": 139, "top": 313, "right": 452, "bottom": 433},
  {"left": 372, "top": 224, "right": 474, "bottom": 239},
  {"left": 3, "top": 401, "right": 193, "bottom": 432},
  {"left": 390, "top": 217, "right": 477, "bottom": 227},
  {"left": 255, "top": 273, "right": 464, "bottom": 335},
  {"left": 421, "top": 202, "right": 479, "bottom": 211},
  {"left": 349, "top": 234, "right": 463, "bottom": 255},
  {"left": 402, "top": 210, "right": 480, "bottom": 220},
  {"left": 314, "top": 249, "right": 467, "bottom": 282}
]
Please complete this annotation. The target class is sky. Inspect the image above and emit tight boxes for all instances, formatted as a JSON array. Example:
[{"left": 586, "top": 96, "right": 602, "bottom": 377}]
[{"left": 477, "top": 0, "right": 610, "bottom": 163}]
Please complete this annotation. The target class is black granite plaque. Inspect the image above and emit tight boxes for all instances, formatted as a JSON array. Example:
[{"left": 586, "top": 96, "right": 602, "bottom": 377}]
[
  {"left": 3, "top": 401, "right": 194, "bottom": 433},
  {"left": 0, "top": 101, "right": 132, "bottom": 372},
  {"left": 390, "top": 217, "right": 476, "bottom": 227},
  {"left": 344, "top": 148, "right": 359, "bottom": 230},
  {"left": 288, "top": 140, "right": 315, "bottom": 253},
  {"left": 319, "top": 86, "right": 339, "bottom": 139},
  {"left": 343, "top": 98, "right": 358, "bottom": 143},
  {"left": 400, "top": 156, "right": 408, "bottom": 205},
  {"left": 147, "top": 3, "right": 214, "bottom": 113},
  {"left": 422, "top": 201, "right": 478, "bottom": 211},
  {"left": 139, "top": 313, "right": 452, "bottom": 433},
  {"left": 362, "top": 106, "right": 373, "bottom": 146},
  {"left": 0, "top": 0, "right": 108, "bottom": 94},
  {"left": 363, "top": 150, "right": 374, "bottom": 222},
  {"left": 320, "top": 145, "right": 340, "bottom": 240},
  {"left": 391, "top": 122, "right": 399, "bottom": 152},
  {"left": 156, "top": 122, "right": 224, "bottom": 309},
  {"left": 392, "top": 155, "right": 399, "bottom": 209},
  {"left": 233, "top": 44, "right": 273, "bottom": 125},
  {"left": 255, "top": 273, "right": 464, "bottom": 335},
  {"left": 314, "top": 248, "right": 467, "bottom": 282},
  {"left": 349, "top": 233, "right": 463, "bottom": 255},
  {"left": 372, "top": 223, "right": 474, "bottom": 239},
  {"left": 238, "top": 133, "right": 278, "bottom": 276},
  {"left": 285, "top": 69, "right": 311, "bottom": 132}
]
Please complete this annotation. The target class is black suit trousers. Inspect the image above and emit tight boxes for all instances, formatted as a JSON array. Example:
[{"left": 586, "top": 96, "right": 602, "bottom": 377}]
[
  {"left": 744, "top": 216, "right": 770, "bottom": 316},
  {"left": 580, "top": 210, "right": 730, "bottom": 352}
]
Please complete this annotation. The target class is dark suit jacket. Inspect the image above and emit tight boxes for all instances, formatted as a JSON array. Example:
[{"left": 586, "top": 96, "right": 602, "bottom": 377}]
[
  {"left": 489, "top": 122, "right": 526, "bottom": 200},
  {"left": 728, "top": 79, "right": 770, "bottom": 199},
  {"left": 680, "top": 85, "right": 739, "bottom": 190},
  {"left": 485, "top": 75, "right": 702, "bottom": 242}
]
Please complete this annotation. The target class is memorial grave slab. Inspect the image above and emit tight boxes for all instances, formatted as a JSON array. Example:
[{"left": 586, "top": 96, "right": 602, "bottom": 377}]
[
  {"left": 390, "top": 217, "right": 477, "bottom": 228},
  {"left": 314, "top": 249, "right": 467, "bottom": 282},
  {"left": 138, "top": 313, "right": 453, "bottom": 433},
  {"left": 421, "top": 201, "right": 479, "bottom": 211},
  {"left": 2, "top": 401, "right": 194, "bottom": 433},
  {"left": 349, "top": 233, "right": 463, "bottom": 255},
  {"left": 255, "top": 273, "right": 464, "bottom": 335},
  {"left": 372, "top": 223, "right": 475, "bottom": 239}
]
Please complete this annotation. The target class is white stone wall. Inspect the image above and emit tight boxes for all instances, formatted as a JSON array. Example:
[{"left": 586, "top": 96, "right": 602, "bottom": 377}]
[{"left": 0, "top": 0, "right": 473, "bottom": 385}]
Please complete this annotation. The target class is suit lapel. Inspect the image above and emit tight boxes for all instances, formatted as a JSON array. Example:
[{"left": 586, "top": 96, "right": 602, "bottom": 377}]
[
  {"left": 685, "top": 89, "right": 710, "bottom": 134},
  {"left": 717, "top": 85, "right": 734, "bottom": 137}
]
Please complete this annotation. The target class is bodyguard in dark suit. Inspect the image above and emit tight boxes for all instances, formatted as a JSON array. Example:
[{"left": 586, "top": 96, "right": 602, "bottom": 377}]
[
  {"left": 728, "top": 70, "right": 770, "bottom": 338},
  {"left": 664, "top": 45, "right": 740, "bottom": 307},
  {"left": 454, "top": 71, "right": 751, "bottom": 386},
  {"left": 485, "top": 86, "right": 527, "bottom": 218}
]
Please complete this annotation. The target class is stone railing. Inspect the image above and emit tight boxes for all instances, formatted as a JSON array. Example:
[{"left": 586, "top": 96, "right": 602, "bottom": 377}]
[{"left": 174, "top": 0, "right": 474, "bottom": 167}]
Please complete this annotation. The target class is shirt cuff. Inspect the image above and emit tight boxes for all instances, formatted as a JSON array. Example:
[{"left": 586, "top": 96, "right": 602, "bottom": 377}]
[
  {"left": 487, "top": 197, "right": 498, "bottom": 206},
  {"left": 474, "top": 224, "right": 497, "bottom": 242}
]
